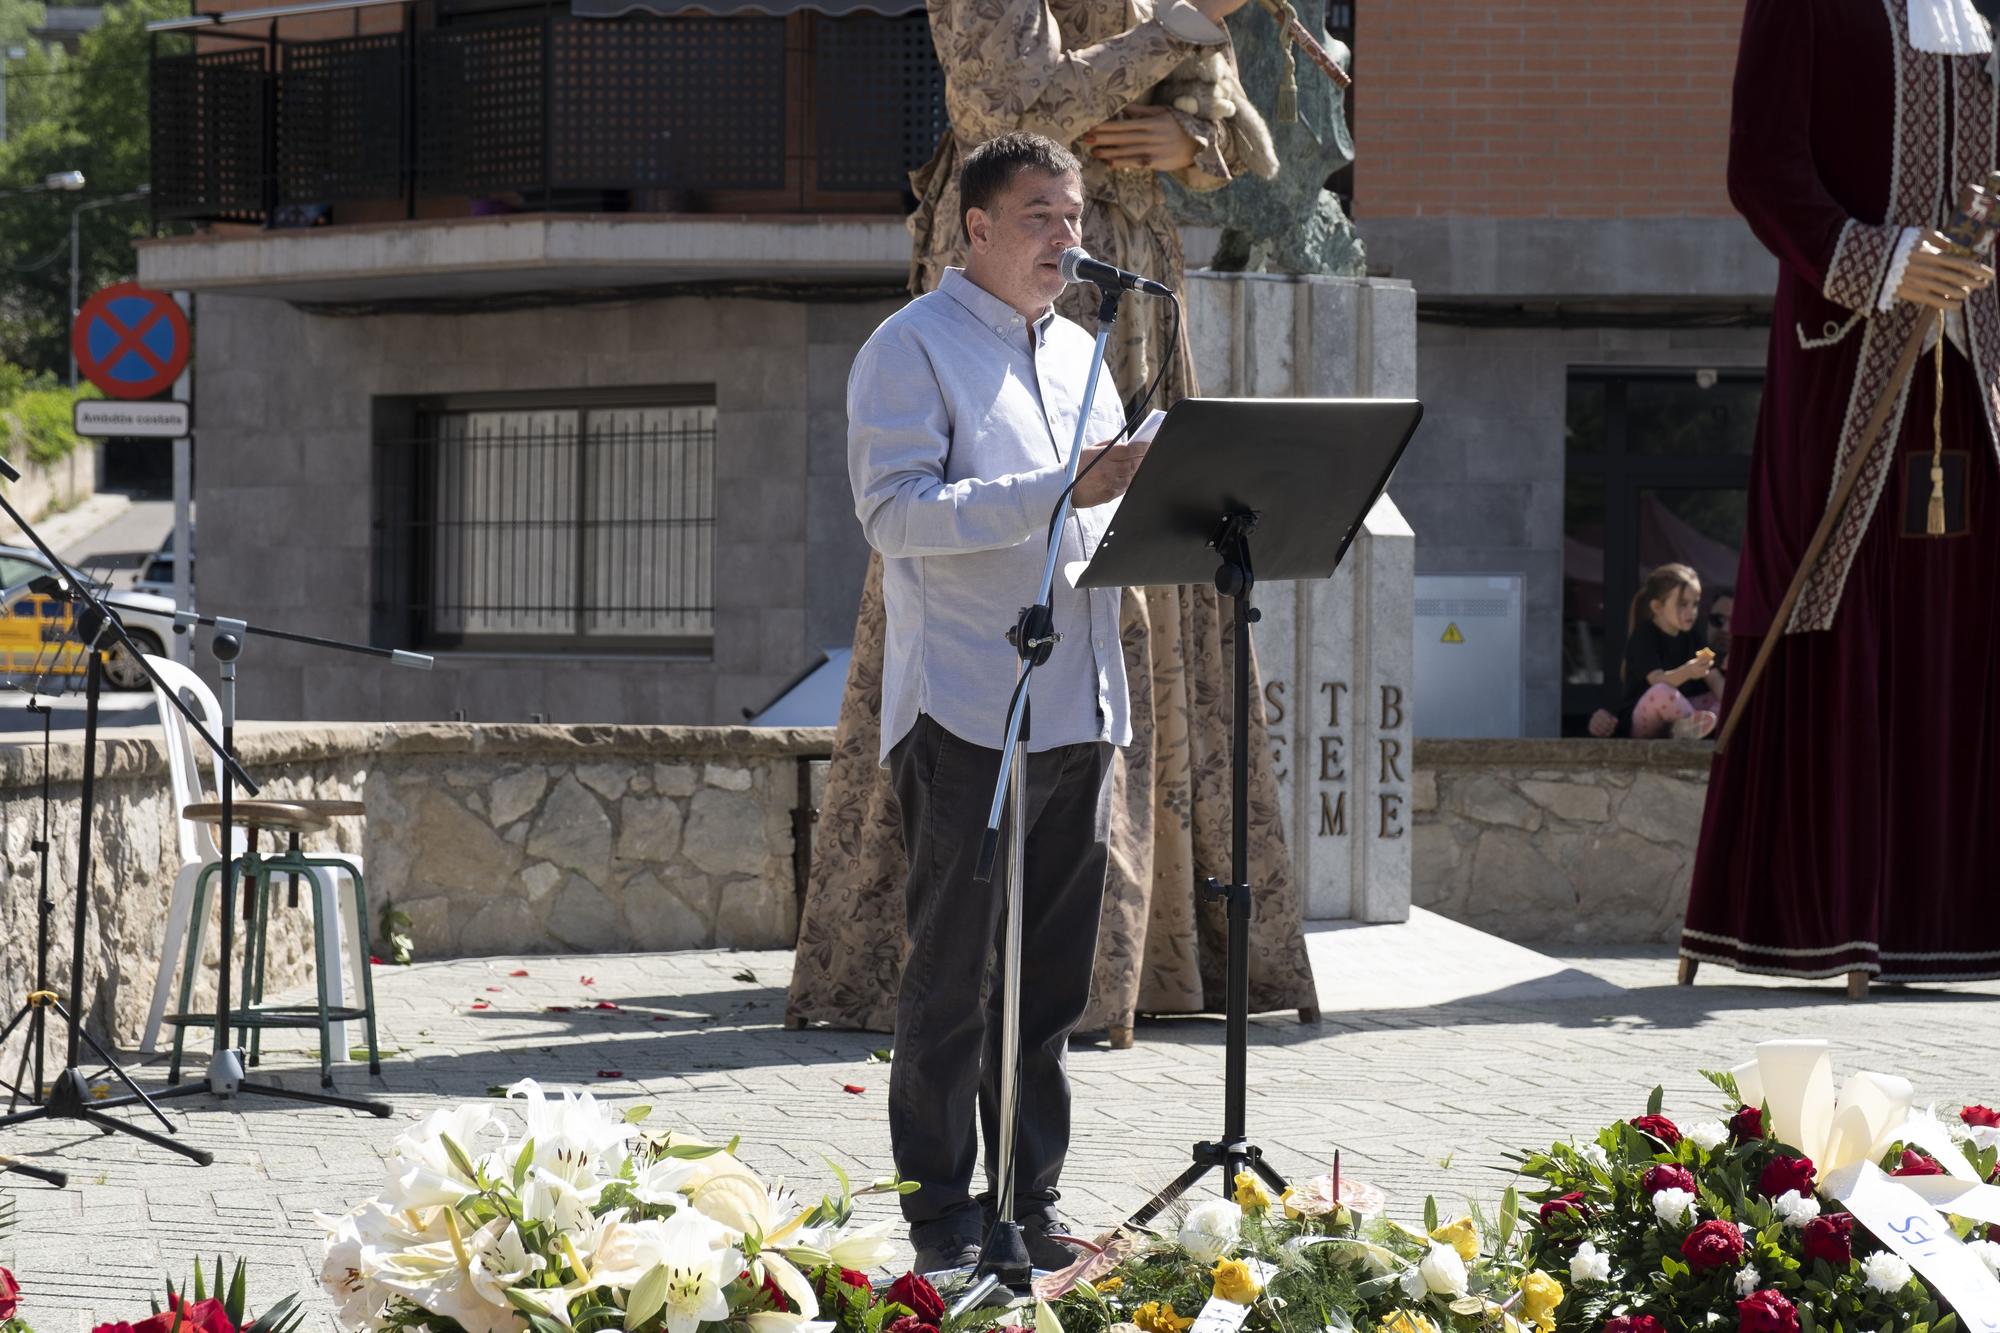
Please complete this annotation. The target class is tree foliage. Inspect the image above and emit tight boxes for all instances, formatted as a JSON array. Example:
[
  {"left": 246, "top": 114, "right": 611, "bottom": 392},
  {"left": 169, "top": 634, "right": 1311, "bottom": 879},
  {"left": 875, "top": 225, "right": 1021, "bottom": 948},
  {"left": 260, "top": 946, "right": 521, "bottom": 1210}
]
[{"left": 2, "top": 0, "right": 180, "bottom": 377}]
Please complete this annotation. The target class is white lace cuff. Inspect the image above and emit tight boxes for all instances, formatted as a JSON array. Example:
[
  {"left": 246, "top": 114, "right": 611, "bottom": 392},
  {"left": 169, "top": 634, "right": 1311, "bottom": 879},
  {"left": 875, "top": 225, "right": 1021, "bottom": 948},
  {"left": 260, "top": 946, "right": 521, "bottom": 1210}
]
[
  {"left": 1878, "top": 226, "right": 1923, "bottom": 312},
  {"left": 1159, "top": 0, "right": 1227, "bottom": 45}
]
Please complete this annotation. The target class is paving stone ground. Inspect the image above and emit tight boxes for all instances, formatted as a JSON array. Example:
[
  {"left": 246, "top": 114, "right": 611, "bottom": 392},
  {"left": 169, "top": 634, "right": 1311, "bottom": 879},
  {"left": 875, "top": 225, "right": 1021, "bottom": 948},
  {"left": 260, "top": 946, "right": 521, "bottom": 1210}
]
[{"left": 2, "top": 910, "right": 1996, "bottom": 1329}]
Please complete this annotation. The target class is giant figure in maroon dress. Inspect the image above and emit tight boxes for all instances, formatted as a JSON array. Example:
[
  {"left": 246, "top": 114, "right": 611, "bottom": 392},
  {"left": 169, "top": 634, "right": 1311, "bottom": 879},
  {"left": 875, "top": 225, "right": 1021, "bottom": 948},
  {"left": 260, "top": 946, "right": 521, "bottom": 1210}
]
[{"left": 1682, "top": 0, "right": 2000, "bottom": 985}]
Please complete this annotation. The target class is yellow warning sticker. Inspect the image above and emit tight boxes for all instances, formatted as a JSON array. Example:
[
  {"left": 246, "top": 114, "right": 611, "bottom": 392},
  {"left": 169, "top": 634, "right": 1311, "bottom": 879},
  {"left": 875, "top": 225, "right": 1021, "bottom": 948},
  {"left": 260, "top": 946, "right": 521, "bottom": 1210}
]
[{"left": 1441, "top": 623, "right": 1465, "bottom": 644}]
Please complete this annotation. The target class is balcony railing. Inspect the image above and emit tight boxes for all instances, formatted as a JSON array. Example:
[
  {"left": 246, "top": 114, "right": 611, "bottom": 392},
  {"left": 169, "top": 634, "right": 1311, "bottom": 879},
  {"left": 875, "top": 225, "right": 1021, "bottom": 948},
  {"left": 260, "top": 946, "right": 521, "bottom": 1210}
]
[{"left": 150, "top": 8, "right": 948, "bottom": 226}]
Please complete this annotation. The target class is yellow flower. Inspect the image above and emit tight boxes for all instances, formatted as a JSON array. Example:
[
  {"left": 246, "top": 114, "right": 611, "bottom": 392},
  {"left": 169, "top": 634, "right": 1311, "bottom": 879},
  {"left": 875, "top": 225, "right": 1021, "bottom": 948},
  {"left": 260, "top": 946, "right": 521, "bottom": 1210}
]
[
  {"left": 1280, "top": 1186, "right": 1300, "bottom": 1219},
  {"left": 1428, "top": 1215, "right": 1479, "bottom": 1263},
  {"left": 1519, "top": 1270, "right": 1564, "bottom": 1333},
  {"left": 1378, "top": 1312, "right": 1440, "bottom": 1333},
  {"left": 1135, "top": 1302, "right": 1193, "bottom": 1333},
  {"left": 1095, "top": 1276, "right": 1125, "bottom": 1293},
  {"left": 1210, "top": 1257, "right": 1263, "bottom": 1306},
  {"left": 1233, "top": 1171, "right": 1274, "bottom": 1214}
]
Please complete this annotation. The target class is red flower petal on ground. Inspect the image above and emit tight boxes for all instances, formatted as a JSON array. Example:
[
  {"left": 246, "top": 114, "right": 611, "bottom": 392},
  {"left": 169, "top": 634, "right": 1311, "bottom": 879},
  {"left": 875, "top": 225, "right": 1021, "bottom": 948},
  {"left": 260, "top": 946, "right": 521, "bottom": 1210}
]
[
  {"left": 1630, "top": 1114, "right": 1682, "bottom": 1146},
  {"left": 580, "top": 975, "right": 596, "bottom": 986},
  {"left": 1681, "top": 1219, "right": 1746, "bottom": 1272},
  {"left": 1962, "top": 1105, "right": 2000, "bottom": 1128},
  {"left": 594, "top": 1001, "right": 620, "bottom": 1010},
  {"left": 470, "top": 1000, "right": 490, "bottom": 1010},
  {"left": 486, "top": 986, "right": 504, "bottom": 992},
  {"left": 546, "top": 1005, "right": 573, "bottom": 1012},
  {"left": 1801, "top": 1214, "right": 1854, "bottom": 1266},
  {"left": 369, "top": 955, "right": 383, "bottom": 965},
  {"left": 843, "top": 1084, "right": 866, "bottom": 1094},
  {"left": 1893, "top": 1148, "right": 1947, "bottom": 1177},
  {"left": 508, "top": 969, "right": 529, "bottom": 976},
  {"left": 1736, "top": 1290, "right": 1800, "bottom": 1333},
  {"left": 596, "top": 1069, "right": 623, "bottom": 1078},
  {"left": 1758, "top": 1155, "right": 1817, "bottom": 1197}
]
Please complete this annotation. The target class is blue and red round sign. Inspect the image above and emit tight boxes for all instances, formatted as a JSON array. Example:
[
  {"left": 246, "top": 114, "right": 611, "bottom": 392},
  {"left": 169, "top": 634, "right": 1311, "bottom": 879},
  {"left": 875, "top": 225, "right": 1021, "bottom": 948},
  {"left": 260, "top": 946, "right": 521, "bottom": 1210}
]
[{"left": 71, "top": 283, "right": 190, "bottom": 400}]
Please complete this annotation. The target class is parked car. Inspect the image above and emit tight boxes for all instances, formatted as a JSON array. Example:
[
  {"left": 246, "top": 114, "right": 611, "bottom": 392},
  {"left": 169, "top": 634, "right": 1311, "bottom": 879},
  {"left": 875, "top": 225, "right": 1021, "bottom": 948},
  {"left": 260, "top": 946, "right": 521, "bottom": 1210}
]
[
  {"left": 0, "top": 544, "right": 178, "bottom": 691},
  {"left": 131, "top": 525, "right": 194, "bottom": 601}
]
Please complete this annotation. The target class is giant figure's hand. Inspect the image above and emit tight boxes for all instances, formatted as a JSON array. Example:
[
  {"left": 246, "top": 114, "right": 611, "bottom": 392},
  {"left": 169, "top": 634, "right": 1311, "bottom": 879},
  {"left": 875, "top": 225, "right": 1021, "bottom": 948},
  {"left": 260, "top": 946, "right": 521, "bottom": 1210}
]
[
  {"left": 1897, "top": 229, "right": 1995, "bottom": 311},
  {"left": 1082, "top": 106, "right": 1200, "bottom": 172}
]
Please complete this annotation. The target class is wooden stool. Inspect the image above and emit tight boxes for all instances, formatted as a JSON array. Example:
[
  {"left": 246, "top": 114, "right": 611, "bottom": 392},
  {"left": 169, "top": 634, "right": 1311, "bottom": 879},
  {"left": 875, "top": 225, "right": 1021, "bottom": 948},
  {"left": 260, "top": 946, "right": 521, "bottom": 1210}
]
[{"left": 164, "top": 800, "right": 381, "bottom": 1088}]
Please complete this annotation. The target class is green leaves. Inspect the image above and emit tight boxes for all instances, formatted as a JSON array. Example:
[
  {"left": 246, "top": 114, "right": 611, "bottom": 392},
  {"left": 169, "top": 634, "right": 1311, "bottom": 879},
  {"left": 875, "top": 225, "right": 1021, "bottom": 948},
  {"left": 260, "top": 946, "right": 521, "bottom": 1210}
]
[
  {"left": 378, "top": 903, "right": 415, "bottom": 965},
  {"left": 1700, "top": 1068, "right": 1744, "bottom": 1105},
  {"left": 1496, "top": 1185, "right": 1519, "bottom": 1255},
  {"left": 1647, "top": 1085, "right": 1665, "bottom": 1118}
]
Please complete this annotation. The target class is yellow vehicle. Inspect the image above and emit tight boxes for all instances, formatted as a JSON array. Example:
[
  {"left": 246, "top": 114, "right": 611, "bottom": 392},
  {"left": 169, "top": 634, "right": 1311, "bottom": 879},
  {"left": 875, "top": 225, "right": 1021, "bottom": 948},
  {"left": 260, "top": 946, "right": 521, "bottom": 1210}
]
[{"left": 0, "top": 548, "right": 169, "bottom": 688}]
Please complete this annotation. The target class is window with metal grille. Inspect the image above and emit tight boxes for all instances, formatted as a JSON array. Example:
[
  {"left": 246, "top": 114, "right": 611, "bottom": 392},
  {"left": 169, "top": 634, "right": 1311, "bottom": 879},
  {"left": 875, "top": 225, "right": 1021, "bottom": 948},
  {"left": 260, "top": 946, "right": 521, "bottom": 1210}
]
[{"left": 373, "top": 390, "right": 715, "bottom": 652}]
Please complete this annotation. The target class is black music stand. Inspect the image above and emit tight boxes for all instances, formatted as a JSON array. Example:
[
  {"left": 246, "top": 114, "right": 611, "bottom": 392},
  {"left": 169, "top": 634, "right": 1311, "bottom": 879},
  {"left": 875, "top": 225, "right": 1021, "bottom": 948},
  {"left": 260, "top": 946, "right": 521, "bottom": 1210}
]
[{"left": 1074, "top": 396, "right": 1422, "bottom": 1218}]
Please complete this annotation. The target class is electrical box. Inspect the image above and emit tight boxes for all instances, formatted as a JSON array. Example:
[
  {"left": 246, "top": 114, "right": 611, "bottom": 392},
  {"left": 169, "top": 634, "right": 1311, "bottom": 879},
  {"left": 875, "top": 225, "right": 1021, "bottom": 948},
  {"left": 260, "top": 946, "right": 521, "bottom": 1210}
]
[{"left": 1413, "top": 573, "right": 1524, "bottom": 738}]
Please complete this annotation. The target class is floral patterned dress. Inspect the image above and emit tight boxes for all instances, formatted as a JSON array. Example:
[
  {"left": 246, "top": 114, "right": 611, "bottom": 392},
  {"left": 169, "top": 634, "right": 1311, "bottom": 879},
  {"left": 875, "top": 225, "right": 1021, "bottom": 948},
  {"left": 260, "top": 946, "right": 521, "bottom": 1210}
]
[{"left": 785, "top": 0, "right": 1318, "bottom": 1040}]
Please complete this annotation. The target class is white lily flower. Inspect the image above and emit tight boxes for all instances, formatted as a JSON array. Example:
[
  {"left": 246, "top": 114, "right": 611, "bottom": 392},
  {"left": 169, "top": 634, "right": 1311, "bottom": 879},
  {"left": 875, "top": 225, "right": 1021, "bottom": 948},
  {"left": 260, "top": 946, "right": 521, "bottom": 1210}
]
[
  {"left": 756, "top": 1251, "right": 822, "bottom": 1321},
  {"left": 1771, "top": 1190, "right": 1820, "bottom": 1228},
  {"left": 318, "top": 1202, "right": 438, "bottom": 1326},
  {"left": 1178, "top": 1199, "right": 1242, "bottom": 1263},
  {"left": 508, "top": 1078, "right": 637, "bottom": 1194},
  {"left": 1651, "top": 1188, "right": 1697, "bottom": 1226},
  {"left": 1966, "top": 1239, "right": 2000, "bottom": 1277},
  {"left": 1862, "top": 1252, "right": 1912, "bottom": 1294},
  {"left": 1686, "top": 1120, "right": 1729, "bottom": 1152},
  {"left": 1578, "top": 1144, "right": 1612, "bottom": 1173},
  {"left": 1568, "top": 1240, "right": 1610, "bottom": 1284},
  {"left": 592, "top": 1210, "right": 744, "bottom": 1330},
  {"left": 383, "top": 1103, "right": 509, "bottom": 1211},
  {"left": 688, "top": 1167, "right": 785, "bottom": 1238},
  {"left": 373, "top": 1215, "right": 543, "bottom": 1333},
  {"left": 812, "top": 1219, "right": 899, "bottom": 1270},
  {"left": 1734, "top": 1265, "right": 1761, "bottom": 1297}
]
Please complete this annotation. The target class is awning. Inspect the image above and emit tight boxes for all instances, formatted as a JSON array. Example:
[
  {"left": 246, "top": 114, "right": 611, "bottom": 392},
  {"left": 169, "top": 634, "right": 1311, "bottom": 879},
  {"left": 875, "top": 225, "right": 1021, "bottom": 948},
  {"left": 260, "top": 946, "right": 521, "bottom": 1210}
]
[{"left": 572, "top": 0, "right": 924, "bottom": 17}]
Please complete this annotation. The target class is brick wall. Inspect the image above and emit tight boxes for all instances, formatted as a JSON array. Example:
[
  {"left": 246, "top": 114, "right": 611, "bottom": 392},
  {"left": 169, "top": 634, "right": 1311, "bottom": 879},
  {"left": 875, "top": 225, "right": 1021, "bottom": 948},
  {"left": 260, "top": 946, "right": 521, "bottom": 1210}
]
[{"left": 1355, "top": 0, "right": 1744, "bottom": 219}]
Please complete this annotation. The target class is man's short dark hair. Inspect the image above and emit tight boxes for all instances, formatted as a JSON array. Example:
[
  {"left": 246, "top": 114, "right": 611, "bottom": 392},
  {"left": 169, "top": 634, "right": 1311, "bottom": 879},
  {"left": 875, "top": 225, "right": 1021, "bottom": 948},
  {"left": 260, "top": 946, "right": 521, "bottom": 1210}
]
[{"left": 960, "top": 133, "right": 1081, "bottom": 243}]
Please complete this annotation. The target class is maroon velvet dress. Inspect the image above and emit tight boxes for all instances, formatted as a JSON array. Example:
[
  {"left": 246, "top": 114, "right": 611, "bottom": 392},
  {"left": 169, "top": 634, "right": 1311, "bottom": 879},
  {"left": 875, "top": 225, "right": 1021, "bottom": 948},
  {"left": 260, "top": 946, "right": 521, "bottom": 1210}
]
[{"left": 1682, "top": 0, "right": 2000, "bottom": 982}]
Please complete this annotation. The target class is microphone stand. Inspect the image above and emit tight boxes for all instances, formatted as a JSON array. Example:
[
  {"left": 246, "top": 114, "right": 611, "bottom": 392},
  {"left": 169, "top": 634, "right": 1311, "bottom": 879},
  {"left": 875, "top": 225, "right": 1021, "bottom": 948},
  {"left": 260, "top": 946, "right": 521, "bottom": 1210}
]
[
  {"left": 954, "top": 280, "right": 1125, "bottom": 1304},
  {"left": 0, "top": 453, "right": 249, "bottom": 1169}
]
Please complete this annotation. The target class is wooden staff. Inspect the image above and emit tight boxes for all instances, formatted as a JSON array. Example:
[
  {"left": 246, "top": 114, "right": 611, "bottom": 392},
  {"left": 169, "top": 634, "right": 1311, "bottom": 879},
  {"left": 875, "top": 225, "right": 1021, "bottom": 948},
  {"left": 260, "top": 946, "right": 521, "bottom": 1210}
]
[
  {"left": 1717, "top": 179, "right": 2000, "bottom": 753},
  {"left": 1252, "top": 0, "right": 1350, "bottom": 124}
]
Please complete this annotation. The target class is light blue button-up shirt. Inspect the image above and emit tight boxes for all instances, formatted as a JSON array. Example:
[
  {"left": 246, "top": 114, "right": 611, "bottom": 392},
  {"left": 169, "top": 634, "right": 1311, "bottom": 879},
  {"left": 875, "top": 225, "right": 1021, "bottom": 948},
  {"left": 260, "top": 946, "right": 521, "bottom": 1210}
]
[{"left": 849, "top": 268, "right": 1132, "bottom": 763}]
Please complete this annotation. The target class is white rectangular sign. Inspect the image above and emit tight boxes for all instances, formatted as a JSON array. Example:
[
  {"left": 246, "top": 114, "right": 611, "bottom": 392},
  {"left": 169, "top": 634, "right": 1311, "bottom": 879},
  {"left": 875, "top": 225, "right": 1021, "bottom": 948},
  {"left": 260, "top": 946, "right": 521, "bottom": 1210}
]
[{"left": 73, "top": 398, "right": 191, "bottom": 439}]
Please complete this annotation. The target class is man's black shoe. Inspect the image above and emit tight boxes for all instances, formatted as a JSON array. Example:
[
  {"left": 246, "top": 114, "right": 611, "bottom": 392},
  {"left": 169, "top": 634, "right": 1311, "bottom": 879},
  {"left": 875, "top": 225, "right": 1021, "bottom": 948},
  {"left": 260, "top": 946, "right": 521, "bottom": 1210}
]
[
  {"left": 1019, "top": 1212, "right": 1081, "bottom": 1271},
  {"left": 912, "top": 1236, "right": 981, "bottom": 1274}
]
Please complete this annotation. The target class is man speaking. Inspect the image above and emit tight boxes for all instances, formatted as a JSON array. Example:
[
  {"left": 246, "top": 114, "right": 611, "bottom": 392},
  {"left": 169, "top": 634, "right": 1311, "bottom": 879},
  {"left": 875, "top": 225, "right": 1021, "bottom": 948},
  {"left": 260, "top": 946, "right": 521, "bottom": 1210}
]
[{"left": 847, "top": 132, "right": 1147, "bottom": 1273}]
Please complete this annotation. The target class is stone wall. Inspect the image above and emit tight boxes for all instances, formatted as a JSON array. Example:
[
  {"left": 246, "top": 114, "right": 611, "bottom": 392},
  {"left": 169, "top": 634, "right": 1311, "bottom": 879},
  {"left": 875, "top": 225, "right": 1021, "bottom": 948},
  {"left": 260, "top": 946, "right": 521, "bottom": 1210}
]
[
  {"left": 1412, "top": 738, "right": 1711, "bottom": 945},
  {"left": 0, "top": 440, "right": 98, "bottom": 543},
  {"left": 0, "top": 722, "right": 827, "bottom": 1071}
]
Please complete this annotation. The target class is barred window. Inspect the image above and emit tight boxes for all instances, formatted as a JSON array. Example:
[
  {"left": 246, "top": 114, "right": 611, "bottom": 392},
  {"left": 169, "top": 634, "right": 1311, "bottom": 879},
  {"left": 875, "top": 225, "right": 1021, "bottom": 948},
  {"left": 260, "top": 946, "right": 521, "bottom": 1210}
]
[{"left": 374, "top": 391, "right": 715, "bottom": 652}]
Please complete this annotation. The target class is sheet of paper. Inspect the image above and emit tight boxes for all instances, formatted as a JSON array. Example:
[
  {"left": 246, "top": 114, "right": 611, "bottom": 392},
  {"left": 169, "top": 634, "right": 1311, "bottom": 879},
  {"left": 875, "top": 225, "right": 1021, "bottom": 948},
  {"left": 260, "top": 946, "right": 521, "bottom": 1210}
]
[{"left": 1130, "top": 407, "right": 1168, "bottom": 445}]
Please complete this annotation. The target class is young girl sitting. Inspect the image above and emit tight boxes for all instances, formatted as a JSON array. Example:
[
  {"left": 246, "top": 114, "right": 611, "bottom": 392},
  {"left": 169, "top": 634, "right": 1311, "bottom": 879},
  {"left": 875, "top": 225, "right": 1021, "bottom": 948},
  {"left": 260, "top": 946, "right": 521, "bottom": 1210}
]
[{"left": 1618, "top": 563, "right": 1726, "bottom": 740}]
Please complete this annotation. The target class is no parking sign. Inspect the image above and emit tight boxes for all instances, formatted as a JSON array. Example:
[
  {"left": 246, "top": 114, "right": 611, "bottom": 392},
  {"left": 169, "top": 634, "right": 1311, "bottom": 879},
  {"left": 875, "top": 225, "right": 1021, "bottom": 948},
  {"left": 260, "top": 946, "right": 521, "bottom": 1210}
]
[{"left": 71, "top": 282, "right": 190, "bottom": 400}]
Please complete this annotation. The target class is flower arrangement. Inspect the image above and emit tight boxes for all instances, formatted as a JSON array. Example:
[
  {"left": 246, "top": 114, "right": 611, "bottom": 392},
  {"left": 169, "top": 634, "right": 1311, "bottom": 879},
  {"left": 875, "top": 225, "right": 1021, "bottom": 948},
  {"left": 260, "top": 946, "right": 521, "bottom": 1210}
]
[
  {"left": 1512, "top": 1076, "right": 2000, "bottom": 1333},
  {"left": 1044, "top": 1166, "right": 1571, "bottom": 1333},
  {"left": 319, "top": 1079, "right": 927, "bottom": 1332},
  {"left": 0, "top": 1252, "right": 304, "bottom": 1333}
]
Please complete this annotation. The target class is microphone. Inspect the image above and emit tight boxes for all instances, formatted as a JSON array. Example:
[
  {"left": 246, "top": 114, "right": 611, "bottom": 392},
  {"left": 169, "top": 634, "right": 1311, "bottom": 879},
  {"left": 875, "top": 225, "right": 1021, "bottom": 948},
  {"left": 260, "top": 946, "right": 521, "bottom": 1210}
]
[{"left": 1058, "top": 247, "right": 1174, "bottom": 297}]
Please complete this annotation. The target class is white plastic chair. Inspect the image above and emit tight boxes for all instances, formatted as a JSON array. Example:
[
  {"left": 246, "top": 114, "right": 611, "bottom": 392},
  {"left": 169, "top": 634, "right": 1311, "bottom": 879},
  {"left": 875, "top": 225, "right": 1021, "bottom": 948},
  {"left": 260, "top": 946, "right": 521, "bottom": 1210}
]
[{"left": 138, "top": 654, "right": 369, "bottom": 1061}]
